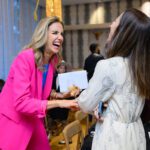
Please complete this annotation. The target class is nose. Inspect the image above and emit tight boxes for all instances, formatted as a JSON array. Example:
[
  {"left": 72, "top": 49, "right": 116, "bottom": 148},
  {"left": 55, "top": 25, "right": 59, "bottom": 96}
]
[{"left": 58, "top": 34, "right": 64, "bottom": 42}]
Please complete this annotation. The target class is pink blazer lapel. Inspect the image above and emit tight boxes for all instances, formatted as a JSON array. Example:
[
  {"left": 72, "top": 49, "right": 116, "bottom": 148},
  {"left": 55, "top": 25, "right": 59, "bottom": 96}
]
[{"left": 42, "top": 64, "right": 54, "bottom": 99}]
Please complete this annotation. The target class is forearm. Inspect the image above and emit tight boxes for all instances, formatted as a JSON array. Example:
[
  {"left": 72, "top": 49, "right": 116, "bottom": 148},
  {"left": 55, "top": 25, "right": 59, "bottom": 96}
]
[
  {"left": 46, "top": 99, "right": 79, "bottom": 110},
  {"left": 50, "top": 90, "right": 64, "bottom": 99},
  {"left": 46, "top": 100, "right": 61, "bottom": 110}
]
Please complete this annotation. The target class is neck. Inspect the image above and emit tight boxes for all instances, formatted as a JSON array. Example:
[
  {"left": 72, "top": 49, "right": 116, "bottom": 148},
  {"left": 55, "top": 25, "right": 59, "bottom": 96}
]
[
  {"left": 43, "top": 50, "right": 54, "bottom": 64},
  {"left": 43, "top": 55, "right": 49, "bottom": 64}
]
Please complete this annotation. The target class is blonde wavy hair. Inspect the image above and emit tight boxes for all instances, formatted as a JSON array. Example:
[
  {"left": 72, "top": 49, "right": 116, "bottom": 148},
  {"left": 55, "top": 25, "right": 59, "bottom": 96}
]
[{"left": 23, "top": 16, "right": 64, "bottom": 69}]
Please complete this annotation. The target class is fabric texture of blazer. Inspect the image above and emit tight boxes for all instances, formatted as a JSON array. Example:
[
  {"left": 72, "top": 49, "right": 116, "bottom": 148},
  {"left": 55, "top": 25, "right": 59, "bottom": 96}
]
[{"left": 0, "top": 48, "right": 54, "bottom": 150}]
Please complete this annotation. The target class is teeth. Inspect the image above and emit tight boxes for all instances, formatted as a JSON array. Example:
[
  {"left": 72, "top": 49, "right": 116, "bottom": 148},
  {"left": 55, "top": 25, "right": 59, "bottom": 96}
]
[
  {"left": 53, "top": 44, "right": 60, "bottom": 47},
  {"left": 54, "top": 44, "right": 59, "bottom": 46}
]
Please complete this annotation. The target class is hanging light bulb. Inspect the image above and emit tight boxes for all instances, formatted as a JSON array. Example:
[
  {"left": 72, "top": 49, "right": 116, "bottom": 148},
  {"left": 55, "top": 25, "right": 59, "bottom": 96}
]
[{"left": 46, "top": 0, "right": 62, "bottom": 20}]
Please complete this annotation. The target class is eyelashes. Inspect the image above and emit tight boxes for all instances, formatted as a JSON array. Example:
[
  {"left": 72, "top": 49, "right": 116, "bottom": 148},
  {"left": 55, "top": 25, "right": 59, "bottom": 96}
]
[{"left": 52, "top": 31, "right": 64, "bottom": 36}]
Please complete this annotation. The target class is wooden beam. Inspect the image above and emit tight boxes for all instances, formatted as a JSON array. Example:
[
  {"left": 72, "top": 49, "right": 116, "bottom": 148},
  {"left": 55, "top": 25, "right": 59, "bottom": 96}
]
[{"left": 64, "top": 23, "right": 110, "bottom": 30}]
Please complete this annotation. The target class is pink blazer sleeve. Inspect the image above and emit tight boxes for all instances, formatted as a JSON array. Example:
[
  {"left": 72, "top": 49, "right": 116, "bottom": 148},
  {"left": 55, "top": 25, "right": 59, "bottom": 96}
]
[{"left": 11, "top": 51, "right": 48, "bottom": 118}]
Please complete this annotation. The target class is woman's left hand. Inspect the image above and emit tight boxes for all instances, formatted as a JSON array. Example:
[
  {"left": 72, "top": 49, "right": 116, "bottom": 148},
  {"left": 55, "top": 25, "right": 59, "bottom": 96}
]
[{"left": 93, "top": 106, "right": 104, "bottom": 122}]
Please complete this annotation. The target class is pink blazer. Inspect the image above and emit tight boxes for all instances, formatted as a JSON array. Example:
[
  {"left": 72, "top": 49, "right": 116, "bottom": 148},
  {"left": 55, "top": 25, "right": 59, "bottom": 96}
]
[{"left": 0, "top": 49, "right": 54, "bottom": 149}]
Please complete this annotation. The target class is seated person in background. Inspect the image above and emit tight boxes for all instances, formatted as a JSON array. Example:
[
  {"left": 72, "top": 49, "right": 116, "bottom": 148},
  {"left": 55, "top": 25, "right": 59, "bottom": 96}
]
[
  {"left": 0, "top": 79, "right": 5, "bottom": 92},
  {"left": 47, "top": 60, "right": 72, "bottom": 136}
]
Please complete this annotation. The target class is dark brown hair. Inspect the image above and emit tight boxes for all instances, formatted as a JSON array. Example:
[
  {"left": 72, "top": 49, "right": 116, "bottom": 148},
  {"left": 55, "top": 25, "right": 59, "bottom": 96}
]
[
  {"left": 106, "top": 8, "right": 150, "bottom": 99},
  {"left": 89, "top": 43, "right": 99, "bottom": 53}
]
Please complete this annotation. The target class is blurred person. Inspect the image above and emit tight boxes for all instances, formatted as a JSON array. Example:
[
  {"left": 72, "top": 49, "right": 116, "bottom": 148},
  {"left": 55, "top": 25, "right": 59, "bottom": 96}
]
[
  {"left": 48, "top": 60, "right": 74, "bottom": 144},
  {"left": 141, "top": 100, "right": 150, "bottom": 150},
  {"left": 48, "top": 60, "right": 70, "bottom": 134},
  {"left": 84, "top": 43, "right": 104, "bottom": 122},
  {"left": 77, "top": 8, "right": 150, "bottom": 150},
  {"left": 84, "top": 43, "right": 104, "bottom": 81},
  {"left": 0, "top": 16, "right": 78, "bottom": 150}
]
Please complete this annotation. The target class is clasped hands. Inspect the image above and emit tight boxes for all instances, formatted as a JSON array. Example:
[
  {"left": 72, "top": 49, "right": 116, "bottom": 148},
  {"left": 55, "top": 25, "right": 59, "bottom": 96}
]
[{"left": 49, "top": 85, "right": 81, "bottom": 110}]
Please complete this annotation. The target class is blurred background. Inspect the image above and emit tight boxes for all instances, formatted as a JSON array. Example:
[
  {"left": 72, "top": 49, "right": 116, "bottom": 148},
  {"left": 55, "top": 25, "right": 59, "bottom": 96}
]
[{"left": 0, "top": 0, "right": 150, "bottom": 80}]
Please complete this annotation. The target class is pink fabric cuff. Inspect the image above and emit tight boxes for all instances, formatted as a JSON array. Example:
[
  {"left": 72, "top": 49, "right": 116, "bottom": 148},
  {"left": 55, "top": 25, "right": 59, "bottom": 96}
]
[
  {"left": 38, "top": 100, "right": 48, "bottom": 118},
  {"left": 41, "top": 100, "right": 48, "bottom": 115}
]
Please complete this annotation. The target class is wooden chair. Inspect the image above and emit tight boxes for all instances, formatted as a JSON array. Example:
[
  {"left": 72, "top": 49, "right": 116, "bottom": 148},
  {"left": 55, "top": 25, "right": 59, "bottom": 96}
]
[
  {"left": 75, "top": 110, "right": 89, "bottom": 136},
  {"left": 44, "top": 115, "right": 51, "bottom": 140},
  {"left": 62, "top": 120, "right": 84, "bottom": 150}
]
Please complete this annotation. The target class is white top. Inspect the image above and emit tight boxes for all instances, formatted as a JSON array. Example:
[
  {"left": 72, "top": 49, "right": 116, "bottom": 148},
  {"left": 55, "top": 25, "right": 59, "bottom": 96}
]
[{"left": 77, "top": 57, "right": 146, "bottom": 150}]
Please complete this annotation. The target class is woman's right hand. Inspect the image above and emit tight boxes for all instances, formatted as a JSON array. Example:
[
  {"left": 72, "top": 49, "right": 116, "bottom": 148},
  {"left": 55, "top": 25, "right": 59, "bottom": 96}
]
[{"left": 47, "top": 99, "right": 79, "bottom": 110}]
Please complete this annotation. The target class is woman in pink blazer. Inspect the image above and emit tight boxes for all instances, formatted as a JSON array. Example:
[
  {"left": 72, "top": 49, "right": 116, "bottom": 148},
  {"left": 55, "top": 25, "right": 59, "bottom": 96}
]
[{"left": 0, "top": 16, "right": 78, "bottom": 150}]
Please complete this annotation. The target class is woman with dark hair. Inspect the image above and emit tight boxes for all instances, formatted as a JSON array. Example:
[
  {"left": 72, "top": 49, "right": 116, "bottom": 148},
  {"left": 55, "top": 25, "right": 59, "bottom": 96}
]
[{"left": 76, "top": 8, "right": 150, "bottom": 150}]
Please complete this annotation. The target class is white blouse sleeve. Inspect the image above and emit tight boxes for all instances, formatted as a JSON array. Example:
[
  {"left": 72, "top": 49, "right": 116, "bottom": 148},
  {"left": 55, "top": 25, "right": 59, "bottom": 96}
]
[{"left": 77, "top": 60, "right": 116, "bottom": 113}]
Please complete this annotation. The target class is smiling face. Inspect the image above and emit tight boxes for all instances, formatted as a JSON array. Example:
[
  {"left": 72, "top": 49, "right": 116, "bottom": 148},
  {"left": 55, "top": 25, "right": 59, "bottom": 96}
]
[{"left": 44, "top": 22, "right": 64, "bottom": 63}]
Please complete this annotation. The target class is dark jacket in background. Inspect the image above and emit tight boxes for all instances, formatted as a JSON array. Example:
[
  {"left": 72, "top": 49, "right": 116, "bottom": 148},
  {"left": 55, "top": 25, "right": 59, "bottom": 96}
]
[
  {"left": 141, "top": 100, "right": 150, "bottom": 124},
  {"left": 84, "top": 54, "right": 104, "bottom": 81},
  {"left": 141, "top": 100, "right": 150, "bottom": 150}
]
